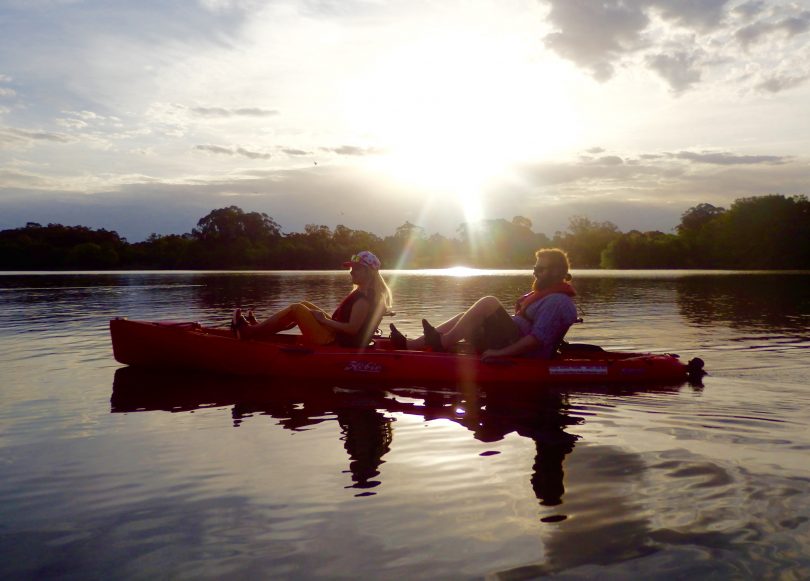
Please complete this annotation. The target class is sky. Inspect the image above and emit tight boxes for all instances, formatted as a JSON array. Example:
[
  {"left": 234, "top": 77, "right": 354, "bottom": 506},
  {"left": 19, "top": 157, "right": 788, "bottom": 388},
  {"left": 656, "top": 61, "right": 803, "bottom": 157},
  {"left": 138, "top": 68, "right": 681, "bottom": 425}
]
[{"left": 1, "top": 0, "right": 809, "bottom": 242}]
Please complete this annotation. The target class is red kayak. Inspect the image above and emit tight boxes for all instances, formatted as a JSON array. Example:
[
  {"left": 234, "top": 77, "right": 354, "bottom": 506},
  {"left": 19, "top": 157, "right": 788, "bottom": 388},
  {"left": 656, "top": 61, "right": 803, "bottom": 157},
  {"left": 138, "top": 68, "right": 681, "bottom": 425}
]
[{"left": 109, "top": 318, "right": 704, "bottom": 386}]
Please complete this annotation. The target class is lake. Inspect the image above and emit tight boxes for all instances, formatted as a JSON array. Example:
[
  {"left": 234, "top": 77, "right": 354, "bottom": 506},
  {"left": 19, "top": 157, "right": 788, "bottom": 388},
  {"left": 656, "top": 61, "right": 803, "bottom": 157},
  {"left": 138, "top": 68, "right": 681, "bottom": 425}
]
[{"left": 1, "top": 269, "right": 809, "bottom": 579}]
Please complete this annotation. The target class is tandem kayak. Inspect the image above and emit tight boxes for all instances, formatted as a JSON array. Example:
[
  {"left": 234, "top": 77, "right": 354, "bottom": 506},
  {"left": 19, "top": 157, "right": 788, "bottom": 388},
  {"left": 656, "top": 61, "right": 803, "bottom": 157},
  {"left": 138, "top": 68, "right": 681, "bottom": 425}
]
[{"left": 109, "top": 318, "right": 704, "bottom": 386}]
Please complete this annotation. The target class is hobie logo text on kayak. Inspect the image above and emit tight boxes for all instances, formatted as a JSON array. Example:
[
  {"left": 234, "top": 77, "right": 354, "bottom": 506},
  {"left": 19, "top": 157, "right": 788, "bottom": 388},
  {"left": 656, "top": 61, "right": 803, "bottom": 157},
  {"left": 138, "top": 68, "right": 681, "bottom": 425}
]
[{"left": 345, "top": 360, "right": 383, "bottom": 374}]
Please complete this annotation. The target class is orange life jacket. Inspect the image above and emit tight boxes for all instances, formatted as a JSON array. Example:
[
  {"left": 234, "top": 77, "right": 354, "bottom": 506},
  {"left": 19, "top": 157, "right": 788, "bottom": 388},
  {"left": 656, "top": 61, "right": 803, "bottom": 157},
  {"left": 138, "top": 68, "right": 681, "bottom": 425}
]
[{"left": 514, "top": 282, "right": 576, "bottom": 320}]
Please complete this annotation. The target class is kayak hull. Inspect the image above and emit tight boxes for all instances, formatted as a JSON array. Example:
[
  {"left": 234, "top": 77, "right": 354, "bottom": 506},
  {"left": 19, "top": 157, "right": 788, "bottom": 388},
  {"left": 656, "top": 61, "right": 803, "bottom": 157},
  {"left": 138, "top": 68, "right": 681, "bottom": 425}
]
[{"left": 109, "top": 318, "right": 695, "bottom": 386}]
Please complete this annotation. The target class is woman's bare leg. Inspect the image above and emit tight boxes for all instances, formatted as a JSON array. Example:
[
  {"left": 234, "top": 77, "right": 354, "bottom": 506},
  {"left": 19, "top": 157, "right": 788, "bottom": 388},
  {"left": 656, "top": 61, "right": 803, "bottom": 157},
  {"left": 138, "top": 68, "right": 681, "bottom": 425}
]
[{"left": 242, "top": 304, "right": 299, "bottom": 339}]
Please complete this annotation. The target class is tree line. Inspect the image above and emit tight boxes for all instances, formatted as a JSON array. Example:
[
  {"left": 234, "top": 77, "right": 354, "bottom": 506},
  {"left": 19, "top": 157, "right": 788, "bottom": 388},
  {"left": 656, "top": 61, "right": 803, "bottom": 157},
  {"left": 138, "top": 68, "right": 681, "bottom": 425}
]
[{"left": 1, "top": 194, "right": 807, "bottom": 270}]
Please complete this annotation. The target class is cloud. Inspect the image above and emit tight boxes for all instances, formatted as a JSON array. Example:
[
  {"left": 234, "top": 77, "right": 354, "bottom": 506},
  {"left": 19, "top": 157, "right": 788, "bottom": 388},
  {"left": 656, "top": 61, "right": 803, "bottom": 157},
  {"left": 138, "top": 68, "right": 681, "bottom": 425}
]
[
  {"left": 189, "top": 106, "right": 279, "bottom": 118},
  {"left": 645, "top": 51, "right": 702, "bottom": 93},
  {"left": 0, "top": 127, "right": 73, "bottom": 147},
  {"left": 542, "top": 0, "right": 650, "bottom": 81},
  {"left": 733, "top": 1, "right": 767, "bottom": 18},
  {"left": 541, "top": 1, "right": 809, "bottom": 93},
  {"left": 194, "top": 144, "right": 271, "bottom": 159},
  {"left": 735, "top": 9, "right": 810, "bottom": 47},
  {"left": 511, "top": 148, "right": 797, "bottom": 197},
  {"left": 650, "top": 0, "right": 730, "bottom": 31},
  {"left": 673, "top": 151, "right": 789, "bottom": 165},
  {"left": 322, "top": 145, "right": 385, "bottom": 156},
  {"left": 541, "top": 0, "right": 731, "bottom": 83},
  {"left": 755, "top": 73, "right": 810, "bottom": 93},
  {"left": 235, "top": 147, "right": 271, "bottom": 160},
  {"left": 781, "top": 11, "right": 810, "bottom": 36},
  {"left": 0, "top": 169, "right": 50, "bottom": 187},
  {"left": 282, "top": 148, "right": 310, "bottom": 156},
  {"left": 0, "top": 165, "right": 431, "bottom": 241},
  {"left": 195, "top": 144, "right": 234, "bottom": 155},
  {"left": 581, "top": 155, "right": 625, "bottom": 166}
]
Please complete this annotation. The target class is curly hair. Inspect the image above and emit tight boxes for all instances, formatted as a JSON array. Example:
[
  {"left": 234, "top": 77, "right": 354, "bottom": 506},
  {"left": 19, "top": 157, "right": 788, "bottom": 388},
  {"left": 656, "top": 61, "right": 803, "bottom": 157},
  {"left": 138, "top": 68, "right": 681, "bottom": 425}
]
[{"left": 535, "top": 248, "right": 572, "bottom": 282}]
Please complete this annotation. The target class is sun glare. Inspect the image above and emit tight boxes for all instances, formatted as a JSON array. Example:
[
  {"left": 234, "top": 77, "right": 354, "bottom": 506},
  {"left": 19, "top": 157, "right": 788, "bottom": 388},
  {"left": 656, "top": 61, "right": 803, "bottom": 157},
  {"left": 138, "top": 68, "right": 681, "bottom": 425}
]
[{"left": 344, "top": 28, "right": 580, "bottom": 223}]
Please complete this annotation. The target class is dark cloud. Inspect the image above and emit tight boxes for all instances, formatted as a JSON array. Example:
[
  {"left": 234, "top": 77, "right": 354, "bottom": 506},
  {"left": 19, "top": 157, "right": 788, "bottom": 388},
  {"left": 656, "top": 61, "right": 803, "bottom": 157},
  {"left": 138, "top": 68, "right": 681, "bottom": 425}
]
[
  {"left": 189, "top": 106, "right": 279, "bottom": 118},
  {"left": 586, "top": 147, "right": 606, "bottom": 154},
  {"left": 0, "top": 127, "right": 73, "bottom": 145},
  {"left": 235, "top": 147, "right": 271, "bottom": 160},
  {"left": 0, "top": 169, "right": 49, "bottom": 186},
  {"left": 650, "top": 0, "right": 730, "bottom": 31},
  {"left": 0, "top": 166, "right": 431, "bottom": 241},
  {"left": 194, "top": 144, "right": 271, "bottom": 159},
  {"left": 580, "top": 155, "right": 624, "bottom": 166},
  {"left": 735, "top": 21, "right": 773, "bottom": 47},
  {"left": 542, "top": 1, "right": 808, "bottom": 93},
  {"left": 673, "top": 151, "right": 789, "bottom": 165},
  {"left": 733, "top": 1, "right": 767, "bottom": 18},
  {"left": 195, "top": 144, "right": 232, "bottom": 155},
  {"left": 282, "top": 148, "right": 310, "bottom": 156},
  {"left": 323, "top": 145, "right": 385, "bottom": 156},
  {"left": 517, "top": 157, "right": 667, "bottom": 187},
  {"left": 543, "top": 0, "right": 650, "bottom": 81},
  {"left": 645, "top": 51, "right": 702, "bottom": 93},
  {"left": 735, "top": 10, "right": 810, "bottom": 47},
  {"left": 541, "top": 0, "right": 732, "bottom": 84},
  {"left": 511, "top": 147, "right": 794, "bottom": 194},
  {"left": 755, "top": 73, "right": 810, "bottom": 93}
]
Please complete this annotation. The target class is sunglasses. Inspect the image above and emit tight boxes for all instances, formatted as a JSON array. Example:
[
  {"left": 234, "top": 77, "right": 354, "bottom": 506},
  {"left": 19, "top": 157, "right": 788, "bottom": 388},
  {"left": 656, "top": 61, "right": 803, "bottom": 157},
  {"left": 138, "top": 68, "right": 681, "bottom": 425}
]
[{"left": 533, "top": 265, "right": 552, "bottom": 275}]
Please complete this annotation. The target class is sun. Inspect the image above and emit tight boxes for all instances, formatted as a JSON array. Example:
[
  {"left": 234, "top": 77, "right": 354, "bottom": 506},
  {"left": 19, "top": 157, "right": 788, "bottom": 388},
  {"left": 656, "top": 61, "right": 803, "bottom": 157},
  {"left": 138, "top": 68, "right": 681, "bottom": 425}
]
[{"left": 343, "top": 27, "right": 581, "bottom": 223}]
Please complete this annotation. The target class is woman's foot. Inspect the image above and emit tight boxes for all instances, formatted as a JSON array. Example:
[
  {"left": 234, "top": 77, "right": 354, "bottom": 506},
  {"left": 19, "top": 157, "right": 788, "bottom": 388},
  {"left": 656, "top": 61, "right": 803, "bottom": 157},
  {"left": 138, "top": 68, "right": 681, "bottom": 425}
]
[
  {"left": 389, "top": 323, "right": 407, "bottom": 350},
  {"left": 422, "top": 319, "right": 445, "bottom": 352},
  {"left": 231, "top": 308, "right": 250, "bottom": 339}
]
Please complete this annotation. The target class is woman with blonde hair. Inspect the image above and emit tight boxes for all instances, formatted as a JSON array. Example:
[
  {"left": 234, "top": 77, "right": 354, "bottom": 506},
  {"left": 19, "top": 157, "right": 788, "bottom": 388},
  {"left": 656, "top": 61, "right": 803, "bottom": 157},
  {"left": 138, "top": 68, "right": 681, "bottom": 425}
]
[{"left": 233, "top": 251, "right": 392, "bottom": 347}]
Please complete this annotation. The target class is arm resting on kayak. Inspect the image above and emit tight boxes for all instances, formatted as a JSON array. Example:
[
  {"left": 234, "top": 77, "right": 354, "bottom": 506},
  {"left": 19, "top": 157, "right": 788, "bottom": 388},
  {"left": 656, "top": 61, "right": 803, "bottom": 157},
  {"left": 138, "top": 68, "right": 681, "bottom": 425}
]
[
  {"left": 482, "top": 334, "right": 539, "bottom": 359},
  {"left": 314, "top": 298, "right": 370, "bottom": 336}
]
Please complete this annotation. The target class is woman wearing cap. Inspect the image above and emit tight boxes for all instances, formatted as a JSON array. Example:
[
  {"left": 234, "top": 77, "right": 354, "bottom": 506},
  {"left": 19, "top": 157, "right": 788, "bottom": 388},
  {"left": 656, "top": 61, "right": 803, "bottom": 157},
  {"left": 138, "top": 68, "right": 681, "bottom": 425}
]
[{"left": 232, "top": 250, "right": 393, "bottom": 347}]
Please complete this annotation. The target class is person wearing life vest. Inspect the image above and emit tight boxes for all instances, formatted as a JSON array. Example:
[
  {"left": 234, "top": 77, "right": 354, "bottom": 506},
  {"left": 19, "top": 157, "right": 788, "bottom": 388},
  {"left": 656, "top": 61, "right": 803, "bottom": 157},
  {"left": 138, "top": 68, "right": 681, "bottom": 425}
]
[
  {"left": 232, "top": 251, "right": 393, "bottom": 347},
  {"left": 389, "top": 248, "right": 577, "bottom": 359}
]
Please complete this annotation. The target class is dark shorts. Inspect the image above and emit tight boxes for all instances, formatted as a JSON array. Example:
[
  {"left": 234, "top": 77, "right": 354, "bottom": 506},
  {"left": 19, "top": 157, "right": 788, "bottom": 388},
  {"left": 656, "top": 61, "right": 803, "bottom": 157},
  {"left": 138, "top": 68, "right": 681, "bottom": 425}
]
[{"left": 472, "top": 306, "right": 522, "bottom": 351}]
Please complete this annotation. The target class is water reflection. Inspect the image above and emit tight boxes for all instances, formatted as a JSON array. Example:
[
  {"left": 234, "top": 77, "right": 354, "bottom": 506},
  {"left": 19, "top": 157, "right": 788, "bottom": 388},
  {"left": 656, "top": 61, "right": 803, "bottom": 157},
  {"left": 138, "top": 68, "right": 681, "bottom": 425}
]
[
  {"left": 230, "top": 390, "right": 394, "bottom": 495},
  {"left": 675, "top": 274, "right": 810, "bottom": 332},
  {"left": 111, "top": 367, "right": 688, "bottom": 574},
  {"left": 111, "top": 368, "right": 682, "bottom": 513}
]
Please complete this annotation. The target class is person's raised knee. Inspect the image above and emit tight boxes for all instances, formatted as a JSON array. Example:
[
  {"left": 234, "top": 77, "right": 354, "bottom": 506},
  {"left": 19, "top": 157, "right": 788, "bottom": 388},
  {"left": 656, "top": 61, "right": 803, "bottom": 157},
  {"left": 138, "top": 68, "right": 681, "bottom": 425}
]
[{"left": 478, "top": 296, "right": 501, "bottom": 309}]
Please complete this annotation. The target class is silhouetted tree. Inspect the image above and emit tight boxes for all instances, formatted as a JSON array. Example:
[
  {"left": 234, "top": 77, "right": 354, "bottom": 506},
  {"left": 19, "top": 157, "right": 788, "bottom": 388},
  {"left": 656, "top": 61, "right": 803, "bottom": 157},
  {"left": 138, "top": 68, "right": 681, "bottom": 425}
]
[
  {"left": 2, "top": 196, "right": 807, "bottom": 270},
  {"left": 601, "top": 230, "right": 685, "bottom": 268},
  {"left": 553, "top": 216, "right": 620, "bottom": 268}
]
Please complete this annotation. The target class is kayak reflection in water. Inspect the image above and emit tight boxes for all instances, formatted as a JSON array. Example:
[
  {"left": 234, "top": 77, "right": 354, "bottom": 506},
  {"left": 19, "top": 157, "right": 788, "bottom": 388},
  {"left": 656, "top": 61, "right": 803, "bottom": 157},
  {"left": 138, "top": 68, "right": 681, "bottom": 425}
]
[
  {"left": 231, "top": 250, "right": 393, "bottom": 348},
  {"left": 390, "top": 248, "right": 578, "bottom": 360}
]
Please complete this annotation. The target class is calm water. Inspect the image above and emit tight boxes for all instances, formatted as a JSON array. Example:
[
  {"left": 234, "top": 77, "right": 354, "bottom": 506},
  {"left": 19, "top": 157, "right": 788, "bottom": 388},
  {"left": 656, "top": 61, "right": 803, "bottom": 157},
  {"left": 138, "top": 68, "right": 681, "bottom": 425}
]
[{"left": 1, "top": 270, "right": 809, "bottom": 579}]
